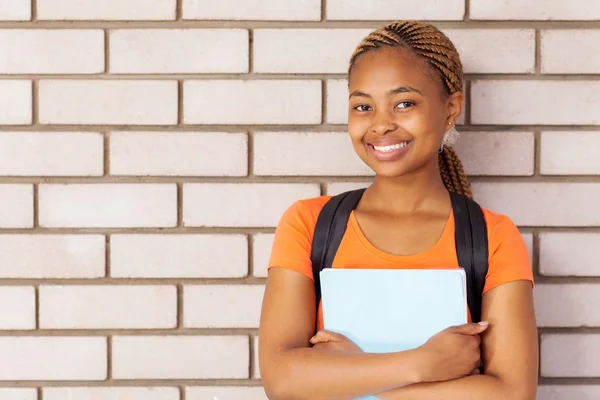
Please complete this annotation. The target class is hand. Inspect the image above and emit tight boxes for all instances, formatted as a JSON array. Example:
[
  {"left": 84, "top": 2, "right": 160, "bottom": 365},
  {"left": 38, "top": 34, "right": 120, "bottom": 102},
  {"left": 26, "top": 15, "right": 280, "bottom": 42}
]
[
  {"left": 417, "top": 321, "right": 489, "bottom": 382},
  {"left": 310, "top": 330, "right": 363, "bottom": 353}
]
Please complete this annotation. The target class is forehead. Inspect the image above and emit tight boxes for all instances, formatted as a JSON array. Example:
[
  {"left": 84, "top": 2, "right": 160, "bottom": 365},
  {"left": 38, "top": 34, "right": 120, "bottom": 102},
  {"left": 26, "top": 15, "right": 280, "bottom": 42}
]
[{"left": 349, "top": 46, "right": 441, "bottom": 95}]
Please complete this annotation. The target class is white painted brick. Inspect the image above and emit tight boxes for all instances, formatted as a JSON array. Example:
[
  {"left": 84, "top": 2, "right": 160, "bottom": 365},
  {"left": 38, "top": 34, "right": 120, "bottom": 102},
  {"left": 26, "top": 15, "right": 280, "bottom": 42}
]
[
  {"left": 38, "top": 0, "right": 176, "bottom": 20},
  {"left": 110, "top": 132, "right": 247, "bottom": 177},
  {"left": 0, "top": 287, "right": 35, "bottom": 330},
  {"left": 44, "top": 387, "right": 179, "bottom": 400},
  {"left": 0, "top": 235, "right": 104, "bottom": 278},
  {"left": 535, "top": 284, "right": 600, "bottom": 327},
  {"left": 253, "top": 336, "right": 260, "bottom": 378},
  {"left": 453, "top": 132, "right": 534, "bottom": 176},
  {"left": 0, "top": 388, "right": 37, "bottom": 400},
  {"left": 537, "top": 386, "right": 600, "bottom": 400},
  {"left": 327, "top": 0, "right": 464, "bottom": 20},
  {"left": 0, "top": 132, "right": 103, "bottom": 176},
  {"left": 39, "top": 184, "right": 177, "bottom": 228},
  {"left": 184, "top": 80, "right": 321, "bottom": 125},
  {"left": 187, "top": 387, "right": 267, "bottom": 400},
  {"left": 471, "top": 81, "right": 600, "bottom": 125},
  {"left": 112, "top": 336, "right": 249, "bottom": 379},
  {"left": 110, "top": 29, "right": 248, "bottom": 73},
  {"left": 0, "top": 30, "right": 103, "bottom": 74},
  {"left": 0, "top": 1, "right": 31, "bottom": 20},
  {"left": 183, "top": 0, "right": 320, "bottom": 20},
  {"left": 184, "top": 285, "right": 264, "bottom": 328},
  {"left": 0, "top": 337, "right": 106, "bottom": 380},
  {"left": 445, "top": 29, "right": 535, "bottom": 74},
  {"left": 253, "top": 233, "right": 274, "bottom": 278},
  {"left": 327, "top": 80, "right": 465, "bottom": 125},
  {"left": 471, "top": 0, "right": 600, "bottom": 20},
  {"left": 111, "top": 234, "right": 248, "bottom": 278},
  {"left": 254, "top": 132, "right": 372, "bottom": 176},
  {"left": 327, "top": 182, "right": 371, "bottom": 196},
  {"left": 540, "top": 233, "right": 600, "bottom": 277},
  {"left": 183, "top": 184, "right": 320, "bottom": 227},
  {"left": 39, "top": 285, "right": 177, "bottom": 329},
  {"left": 0, "top": 184, "right": 33, "bottom": 228},
  {"left": 542, "top": 334, "right": 600, "bottom": 377},
  {"left": 542, "top": 30, "right": 600, "bottom": 74},
  {"left": 39, "top": 80, "right": 177, "bottom": 125},
  {"left": 541, "top": 132, "right": 600, "bottom": 175},
  {"left": 521, "top": 233, "right": 534, "bottom": 265},
  {"left": 472, "top": 183, "right": 600, "bottom": 227},
  {"left": 0, "top": 80, "right": 32, "bottom": 125},
  {"left": 254, "top": 29, "right": 369, "bottom": 73}
]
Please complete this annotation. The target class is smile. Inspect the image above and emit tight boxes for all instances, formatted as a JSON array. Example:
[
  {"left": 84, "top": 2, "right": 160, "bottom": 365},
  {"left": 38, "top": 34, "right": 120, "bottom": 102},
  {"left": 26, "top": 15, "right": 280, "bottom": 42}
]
[{"left": 372, "top": 142, "right": 410, "bottom": 152}]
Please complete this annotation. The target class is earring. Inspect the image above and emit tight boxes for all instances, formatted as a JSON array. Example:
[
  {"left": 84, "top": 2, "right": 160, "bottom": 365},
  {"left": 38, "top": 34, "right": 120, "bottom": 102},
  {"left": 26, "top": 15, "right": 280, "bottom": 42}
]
[{"left": 440, "top": 122, "right": 460, "bottom": 152}]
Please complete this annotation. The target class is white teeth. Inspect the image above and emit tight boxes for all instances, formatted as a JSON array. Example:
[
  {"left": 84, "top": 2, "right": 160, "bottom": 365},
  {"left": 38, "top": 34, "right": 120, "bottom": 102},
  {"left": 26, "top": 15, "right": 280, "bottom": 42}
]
[{"left": 373, "top": 142, "right": 409, "bottom": 152}]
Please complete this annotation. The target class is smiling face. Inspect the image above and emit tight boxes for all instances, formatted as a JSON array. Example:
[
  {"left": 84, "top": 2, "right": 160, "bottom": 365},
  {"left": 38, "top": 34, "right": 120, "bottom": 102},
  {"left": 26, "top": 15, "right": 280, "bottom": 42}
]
[{"left": 348, "top": 46, "right": 463, "bottom": 179}]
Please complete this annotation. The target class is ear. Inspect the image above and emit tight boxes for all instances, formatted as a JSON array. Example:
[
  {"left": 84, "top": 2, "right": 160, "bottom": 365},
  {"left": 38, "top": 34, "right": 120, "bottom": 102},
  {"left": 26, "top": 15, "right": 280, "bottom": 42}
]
[{"left": 446, "top": 91, "right": 465, "bottom": 125}]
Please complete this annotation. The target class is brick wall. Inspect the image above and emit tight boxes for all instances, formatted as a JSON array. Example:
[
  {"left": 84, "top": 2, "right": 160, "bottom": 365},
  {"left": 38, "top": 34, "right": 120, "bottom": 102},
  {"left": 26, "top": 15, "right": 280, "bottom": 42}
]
[{"left": 0, "top": 1, "right": 598, "bottom": 399}]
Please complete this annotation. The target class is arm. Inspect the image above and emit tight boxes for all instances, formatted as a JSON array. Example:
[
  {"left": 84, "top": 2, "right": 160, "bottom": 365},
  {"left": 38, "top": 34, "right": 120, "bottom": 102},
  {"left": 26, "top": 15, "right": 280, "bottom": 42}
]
[
  {"left": 259, "top": 267, "right": 426, "bottom": 400},
  {"left": 377, "top": 280, "right": 539, "bottom": 400}
]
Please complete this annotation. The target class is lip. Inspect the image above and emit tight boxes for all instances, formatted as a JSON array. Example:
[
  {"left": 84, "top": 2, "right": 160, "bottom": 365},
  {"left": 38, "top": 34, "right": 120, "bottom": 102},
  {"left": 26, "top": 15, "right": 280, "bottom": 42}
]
[{"left": 366, "top": 140, "right": 413, "bottom": 162}]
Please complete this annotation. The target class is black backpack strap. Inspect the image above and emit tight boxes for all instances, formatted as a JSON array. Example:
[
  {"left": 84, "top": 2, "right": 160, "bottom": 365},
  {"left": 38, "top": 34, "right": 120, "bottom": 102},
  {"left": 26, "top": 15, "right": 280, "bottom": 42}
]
[
  {"left": 450, "top": 192, "right": 489, "bottom": 323},
  {"left": 311, "top": 189, "right": 366, "bottom": 312}
]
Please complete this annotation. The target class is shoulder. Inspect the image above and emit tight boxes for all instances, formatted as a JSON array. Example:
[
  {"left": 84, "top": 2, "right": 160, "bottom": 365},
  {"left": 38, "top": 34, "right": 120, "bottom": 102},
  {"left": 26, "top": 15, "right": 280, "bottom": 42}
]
[
  {"left": 278, "top": 195, "right": 333, "bottom": 235},
  {"left": 480, "top": 206, "right": 523, "bottom": 246}
]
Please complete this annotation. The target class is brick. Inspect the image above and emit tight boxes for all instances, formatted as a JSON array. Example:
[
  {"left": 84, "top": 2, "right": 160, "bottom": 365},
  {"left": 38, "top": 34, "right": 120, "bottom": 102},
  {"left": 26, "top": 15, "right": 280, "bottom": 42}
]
[
  {"left": 0, "top": 30, "right": 103, "bottom": 74},
  {"left": 0, "top": 287, "right": 35, "bottom": 330},
  {"left": 535, "top": 284, "right": 600, "bottom": 327},
  {"left": 184, "top": 80, "right": 321, "bottom": 125},
  {"left": 539, "top": 233, "right": 600, "bottom": 276},
  {"left": 253, "top": 233, "right": 274, "bottom": 278},
  {"left": 254, "top": 132, "right": 372, "bottom": 176},
  {"left": 184, "top": 285, "right": 264, "bottom": 328},
  {"left": 327, "top": 182, "right": 370, "bottom": 196},
  {"left": 472, "top": 183, "right": 600, "bottom": 226},
  {"left": 187, "top": 387, "right": 267, "bottom": 400},
  {"left": 44, "top": 387, "right": 179, "bottom": 400},
  {"left": 254, "top": 29, "right": 369, "bottom": 73},
  {"left": 111, "top": 234, "right": 248, "bottom": 278},
  {"left": 0, "top": 235, "right": 104, "bottom": 278},
  {"left": 183, "top": 183, "right": 320, "bottom": 227},
  {"left": 0, "top": 132, "right": 103, "bottom": 176},
  {"left": 0, "top": 389, "right": 37, "bottom": 400},
  {"left": 110, "top": 132, "right": 247, "bottom": 177},
  {"left": 110, "top": 29, "right": 248, "bottom": 73},
  {"left": 112, "top": 336, "right": 249, "bottom": 379},
  {"left": 327, "top": 0, "right": 464, "bottom": 20},
  {"left": 182, "top": 0, "right": 320, "bottom": 20},
  {"left": 326, "top": 80, "right": 465, "bottom": 125},
  {"left": 0, "top": 80, "right": 32, "bottom": 125},
  {"left": 0, "top": 1, "right": 31, "bottom": 20},
  {"left": 453, "top": 132, "right": 534, "bottom": 176},
  {"left": 541, "top": 132, "right": 600, "bottom": 175},
  {"left": 541, "top": 334, "right": 600, "bottom": 377},
  {"left": 0, "top": 337, "right": 106, "bottom": 380},
  {"left": 542, "top": 30, "right": 600, "bottom": 74},
  {"left": 537, "top": 386, "right": 600, "bottom": 400},
  {"left": 39, "top": 80, "right": 177, "bottom": 125},
  {"left": 471, "top": 81, "right": 600, "bottom": 125},
  {"left": 253, "top": 336, "right": 260, "bottom": 378},
  {"left": 445, "top": 29, "right": 535, "bottom": 74},
  {"left": 39, "top": 184, "right": 177, "bottom": 228},
  {"left": 471, "top": 0, "right": 600, "bottom": 20},
  {"left": 38, "top": 0, "right": 176, "bottom": 20},
  {"left": 39, "top": 285, "right": 177, "bottom": 329},
  {"left": 0, "top": 185, "right": 33, "bottom": 228},
  {"left": 521, "top": 233, "right": 534, "bottom": 265}
]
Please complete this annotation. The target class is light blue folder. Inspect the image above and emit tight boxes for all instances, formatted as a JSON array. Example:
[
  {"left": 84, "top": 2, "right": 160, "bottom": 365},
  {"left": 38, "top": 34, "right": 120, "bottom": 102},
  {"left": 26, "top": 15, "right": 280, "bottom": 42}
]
[{"left": 320, "top": 268, "right": 468, "bottom": 400}]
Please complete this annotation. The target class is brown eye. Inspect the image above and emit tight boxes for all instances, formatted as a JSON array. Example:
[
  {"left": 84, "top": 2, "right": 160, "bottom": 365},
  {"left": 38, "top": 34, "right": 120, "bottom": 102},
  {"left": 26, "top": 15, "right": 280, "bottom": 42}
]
[
  {"left": 396, "top": 101, "right": 415, "bottom": 109},
  {"left": 353, "top": 105, "right": 372, "bottom": 112}
]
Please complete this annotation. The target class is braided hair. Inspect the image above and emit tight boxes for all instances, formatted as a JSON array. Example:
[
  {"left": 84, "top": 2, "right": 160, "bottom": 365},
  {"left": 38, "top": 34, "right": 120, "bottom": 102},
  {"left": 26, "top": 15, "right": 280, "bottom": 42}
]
[{"left": 349, "top": 21, "right": 473, "bottom": 199}]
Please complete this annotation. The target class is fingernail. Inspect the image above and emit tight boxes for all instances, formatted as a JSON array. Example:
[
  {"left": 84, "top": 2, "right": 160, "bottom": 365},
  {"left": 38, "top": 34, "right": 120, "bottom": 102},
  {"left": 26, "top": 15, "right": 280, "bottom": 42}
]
[{"left": 478, "top": 321, "right": 489, "bottom": 326}]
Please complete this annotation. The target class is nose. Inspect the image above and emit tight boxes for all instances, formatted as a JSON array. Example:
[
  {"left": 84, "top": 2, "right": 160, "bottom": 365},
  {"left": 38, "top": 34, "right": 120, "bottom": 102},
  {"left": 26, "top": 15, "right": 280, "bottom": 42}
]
[{"left": 369, "top": 110, "right": 397, "bottom": 135}]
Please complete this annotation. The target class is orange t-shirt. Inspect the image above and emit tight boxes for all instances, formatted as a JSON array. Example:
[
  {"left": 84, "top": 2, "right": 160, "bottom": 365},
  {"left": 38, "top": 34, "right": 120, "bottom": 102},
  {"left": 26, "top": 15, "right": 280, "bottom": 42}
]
[{"left": 268, "top": 196, "right": 534, "bottom": 330}]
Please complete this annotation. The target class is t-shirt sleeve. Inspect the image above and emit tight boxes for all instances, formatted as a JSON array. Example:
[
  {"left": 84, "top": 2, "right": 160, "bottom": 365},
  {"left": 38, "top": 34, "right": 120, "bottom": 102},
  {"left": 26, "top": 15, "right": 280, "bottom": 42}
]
[
  {"left": 267, "top": 200, "right": 316, "bottom": 281},
  {"left": 483, "top": 213, "right": 534, "bottom": 294}
]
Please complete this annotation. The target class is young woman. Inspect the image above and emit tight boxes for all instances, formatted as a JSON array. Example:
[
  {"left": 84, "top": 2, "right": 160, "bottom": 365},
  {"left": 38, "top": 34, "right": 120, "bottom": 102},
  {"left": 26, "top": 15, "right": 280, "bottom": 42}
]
[{"left": 259, "top": 21, "right": 538, "bottom": 400}]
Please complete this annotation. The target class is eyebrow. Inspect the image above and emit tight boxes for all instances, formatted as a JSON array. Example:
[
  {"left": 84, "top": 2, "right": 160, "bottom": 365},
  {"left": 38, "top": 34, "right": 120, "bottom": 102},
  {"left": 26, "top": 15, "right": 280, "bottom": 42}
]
[{"left": 349, "top": 86, "right": 423, "bottom": 99}]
